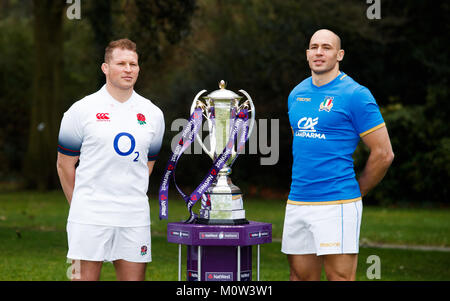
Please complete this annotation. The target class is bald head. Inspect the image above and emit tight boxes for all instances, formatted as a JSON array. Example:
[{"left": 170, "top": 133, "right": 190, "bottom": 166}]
[
  {"left": 309, "top": 29, "right": 341, "bottom": 50},
  {"left": 306, "top": 29, "right": 345, "bottom": 77}
]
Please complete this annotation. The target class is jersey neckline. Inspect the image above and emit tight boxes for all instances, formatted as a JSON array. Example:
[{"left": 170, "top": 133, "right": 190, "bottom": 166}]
[
  {"left": 309, "top": 71, "right": 345, "bottom": 90},
  {"left": 101, "top": 84, "right": 136, "bottom": 106}
]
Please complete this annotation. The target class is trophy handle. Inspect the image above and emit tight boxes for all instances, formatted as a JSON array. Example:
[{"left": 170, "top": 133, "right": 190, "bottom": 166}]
[
  {"left": 226, "top": 89, "right": 255, "bottom": 166},
  {"left": 190, "top": 90, "right": 215, "bottom": 159},
  {"left": 238, "top": 89, "right": 256, "bottom": 140}
]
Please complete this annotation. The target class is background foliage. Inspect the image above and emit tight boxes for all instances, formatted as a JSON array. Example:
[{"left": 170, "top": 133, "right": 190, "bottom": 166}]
[{"left": 0, "top": 0, "right": 448, "bottom": 205}]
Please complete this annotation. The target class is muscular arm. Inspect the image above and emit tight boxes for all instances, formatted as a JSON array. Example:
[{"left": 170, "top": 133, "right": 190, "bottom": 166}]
[
  {"left": 358, "top": 126, "right": 394, "bottom": 197},
  {"left": 56, "top": 152, "right": 79, "bottom": 205}
]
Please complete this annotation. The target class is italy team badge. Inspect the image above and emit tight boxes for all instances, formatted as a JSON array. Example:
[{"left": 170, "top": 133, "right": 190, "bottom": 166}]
[{"left": 319, "top": 96, "right": 334, "bottom": 112}]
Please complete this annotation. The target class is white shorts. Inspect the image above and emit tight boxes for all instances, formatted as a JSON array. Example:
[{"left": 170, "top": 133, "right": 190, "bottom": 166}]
[
  {"left": 281, "top": 201, "right": 362, "bottom": 256},
  {"left": 67, "top": 222, "right": 152, "bottom": 263}
]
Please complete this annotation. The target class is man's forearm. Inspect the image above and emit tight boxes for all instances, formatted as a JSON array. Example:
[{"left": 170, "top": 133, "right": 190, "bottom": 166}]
[
  {"left": 358, "top": 149, "right": 394, "bottom": 197},
  {"left": 57, "top": 161, "right": 76, "bottom": 204}
]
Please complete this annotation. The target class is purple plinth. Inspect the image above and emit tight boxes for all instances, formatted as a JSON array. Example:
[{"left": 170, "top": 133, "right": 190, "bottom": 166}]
[
  {"left": 167, "top": 221, "right": 272, "bottom": 246},
  {"left": 185, "top": 245, "right": 253, "bottom": 281},
  {"left": 167, "top": 221, "right": 272, "bottom": 281}
]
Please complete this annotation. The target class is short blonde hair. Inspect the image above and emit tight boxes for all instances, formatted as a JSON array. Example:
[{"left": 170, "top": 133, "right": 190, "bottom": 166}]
[{"left": 104, "top": 38, "right": 137, "bottom": 63}]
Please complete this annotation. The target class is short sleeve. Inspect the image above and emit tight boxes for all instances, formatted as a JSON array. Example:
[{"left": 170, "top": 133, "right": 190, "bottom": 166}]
[
  {"left": 288, "top": 91, "right": 295, "bottom": 112},
  {"left": 287, "top": 86, "right": 299, "bottom": 113},
  {"left": 350, "top": 86, "right": 385, "bottom": 137},
  {"left": 57, "top": 104, "right": 83, "bottom": 156},
  {"left": 148, "top": 110, "right": 165, "bottom": 161}
]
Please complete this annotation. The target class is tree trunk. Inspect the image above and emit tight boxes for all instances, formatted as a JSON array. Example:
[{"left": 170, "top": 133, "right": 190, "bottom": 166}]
[
  {"left": 86, "top": 1, "right": 112, "bottom": 89},
  {"left": 23, "top": 0, "right": 65, "bottom": 190}
]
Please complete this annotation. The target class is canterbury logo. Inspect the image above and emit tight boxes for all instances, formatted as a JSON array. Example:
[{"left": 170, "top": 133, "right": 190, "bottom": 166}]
[{"left": 96, "top": 113, "right": 110, "bottom": 121}]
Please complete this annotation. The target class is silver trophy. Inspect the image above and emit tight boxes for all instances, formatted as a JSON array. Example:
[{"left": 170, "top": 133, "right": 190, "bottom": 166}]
[{"left": 190, "top": 80, "right": 255, "bottom": 225}]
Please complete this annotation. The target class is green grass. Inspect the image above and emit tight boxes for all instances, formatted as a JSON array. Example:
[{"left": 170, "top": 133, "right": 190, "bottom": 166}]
[
  {"left": 361, "top": 207, "right": 450, "bottom": 247},
  {"left": 0, "top": 191, "right": 449, "bottom": 281}
]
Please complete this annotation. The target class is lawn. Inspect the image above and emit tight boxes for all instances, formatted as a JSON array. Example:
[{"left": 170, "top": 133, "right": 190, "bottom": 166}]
[{"left": 0, "top": 190, "right": 449, "bottom": 281}]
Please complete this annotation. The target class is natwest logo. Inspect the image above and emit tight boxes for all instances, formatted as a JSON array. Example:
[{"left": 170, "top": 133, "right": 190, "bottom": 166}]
[
  {"left": 96, "top": 113, "right": 110, "bottom": 121},
  {"left": 205, "top": 272, "right": 233, "bottom": 281}
]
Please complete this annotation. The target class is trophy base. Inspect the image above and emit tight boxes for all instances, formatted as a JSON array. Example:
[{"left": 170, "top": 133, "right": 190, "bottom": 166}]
[{"left": 196, "top": 218, "right": 249, "bottom": 225}]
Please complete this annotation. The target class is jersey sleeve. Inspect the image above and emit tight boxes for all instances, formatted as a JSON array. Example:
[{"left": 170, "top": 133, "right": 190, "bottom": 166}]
[
  {"left": 287, "top": 87, "right": 297, "bottom": 113},
  {"left": 148, "top": 109, "right": 165, "bottom": 161},
  {"left": 349, "top": 86, "right": 385, "bottom": 137},
  {"left": 57, "top": 103, "right": 83, "bottom": 156}
]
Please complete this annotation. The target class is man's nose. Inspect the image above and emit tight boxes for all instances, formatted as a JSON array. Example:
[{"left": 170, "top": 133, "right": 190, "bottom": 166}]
[{"left": 124, "top": 64, "right": 132, "bottom": 72}]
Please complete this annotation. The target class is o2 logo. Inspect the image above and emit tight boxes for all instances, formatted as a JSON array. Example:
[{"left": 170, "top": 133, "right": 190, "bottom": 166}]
[{"left": 113, "top": 132, "right": 139, "bottom": 162}]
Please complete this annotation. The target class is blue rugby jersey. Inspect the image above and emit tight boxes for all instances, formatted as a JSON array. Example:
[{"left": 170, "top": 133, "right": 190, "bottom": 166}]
[{"left": 287, "top": 72, "right": 385, "bottom": 205}]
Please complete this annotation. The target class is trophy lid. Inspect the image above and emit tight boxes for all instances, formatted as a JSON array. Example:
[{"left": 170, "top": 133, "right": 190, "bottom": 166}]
[{"left": 205, "top": 80, "right": 242, "bottom": 100}]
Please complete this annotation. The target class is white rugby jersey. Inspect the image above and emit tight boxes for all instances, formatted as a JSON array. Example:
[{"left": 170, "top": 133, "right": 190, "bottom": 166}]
[{"left": 58, "top": 85, "right": 165, "bottom": 227}]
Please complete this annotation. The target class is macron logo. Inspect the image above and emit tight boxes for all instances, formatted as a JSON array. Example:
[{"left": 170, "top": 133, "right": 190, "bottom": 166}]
[{"left": 96, "top": 113, "right": 110, "bottom": 121}]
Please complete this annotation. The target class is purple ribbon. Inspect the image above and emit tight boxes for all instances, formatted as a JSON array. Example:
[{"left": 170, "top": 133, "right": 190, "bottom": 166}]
[
  {"left": 159, "top": 108, "right": 249, "bottom": 223},
  {"left": 185, "top": 109, "right": 249, "bottom": 223},
  {"left": 159, "top": 108, "right": 203, "bottom": 220}
]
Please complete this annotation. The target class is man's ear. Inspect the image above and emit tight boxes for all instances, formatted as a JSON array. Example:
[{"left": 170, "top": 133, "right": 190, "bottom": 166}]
[
  {"left": 101, "top": 62, "right": 108, "bottom": 75},
  {"left": 337, "top": 49, "right": 345, "bottom": 62}
]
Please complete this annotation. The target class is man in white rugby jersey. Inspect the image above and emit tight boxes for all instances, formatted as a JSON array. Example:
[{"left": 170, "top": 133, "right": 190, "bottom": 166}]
[{"left": 57, "top": 39, "right": 165, "bottom": 281}]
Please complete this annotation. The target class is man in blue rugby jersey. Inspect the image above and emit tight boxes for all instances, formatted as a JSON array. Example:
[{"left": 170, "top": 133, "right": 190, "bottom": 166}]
[{"left": 281, "top": 29, "right": 394, "bottom": 281}]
